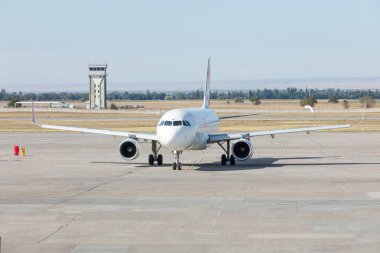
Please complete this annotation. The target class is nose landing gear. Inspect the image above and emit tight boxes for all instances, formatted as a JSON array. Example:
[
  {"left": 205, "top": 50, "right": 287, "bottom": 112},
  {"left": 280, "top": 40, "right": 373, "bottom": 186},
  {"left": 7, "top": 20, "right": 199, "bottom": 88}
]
[
  {"left": 149, "top": 141, "right": 163, "bottom": 165},
  {"left": 172, "top": 151, "right": 182, "bottom": 170}
]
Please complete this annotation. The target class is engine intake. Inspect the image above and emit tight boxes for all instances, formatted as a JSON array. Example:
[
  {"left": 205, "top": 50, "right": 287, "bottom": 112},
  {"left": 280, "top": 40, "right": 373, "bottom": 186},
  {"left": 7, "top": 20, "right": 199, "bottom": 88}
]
[
  {"left": 119, "top": 139, "right": 140, "bottom": 160},
  {"left": 232, "top": 139, "right": 253, "bottom": 161}
]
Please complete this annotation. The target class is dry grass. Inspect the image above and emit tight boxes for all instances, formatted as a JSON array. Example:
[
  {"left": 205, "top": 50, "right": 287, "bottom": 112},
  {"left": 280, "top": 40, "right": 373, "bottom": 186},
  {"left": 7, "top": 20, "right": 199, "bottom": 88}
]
[
  {"left": 1, "top": 99, "right": 379, "bottom": 132},
  {"left": 0, "top": 111, "right": 157, "bottom": 119},
  {"left": 220, "top": 120, "right": 376, "bottom": 132},
  {"left": 110, "top": 99, "right": 377, "bottom": 110},
  {"left": 7, "top": 99, "right": 376, "bottom": 111},
  {"left": 2, "top": 119, "right": 377, "bottom": 133}
]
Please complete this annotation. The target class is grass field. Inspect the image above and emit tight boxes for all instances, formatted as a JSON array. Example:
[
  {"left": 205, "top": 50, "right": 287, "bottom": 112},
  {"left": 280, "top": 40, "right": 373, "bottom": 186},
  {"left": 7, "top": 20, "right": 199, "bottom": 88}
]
[
  {"left": 1, "top": 99, "right": 379, "bottom": 132},
  {"left": 2, "top": 98, "right": 376, "bottom": 110},
  {"left": 88, "top": 99, "right": 377, "bottom": 110}
]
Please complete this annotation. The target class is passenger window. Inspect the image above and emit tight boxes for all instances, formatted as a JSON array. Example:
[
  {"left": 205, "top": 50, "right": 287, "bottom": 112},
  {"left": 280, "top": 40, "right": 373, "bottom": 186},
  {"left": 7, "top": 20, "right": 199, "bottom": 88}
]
[
  {"left": 173, "top": 121, "right": 182, "bottom": 126},
  {"left": 164, "top": 121, "right": 172, "bottom": 126}
]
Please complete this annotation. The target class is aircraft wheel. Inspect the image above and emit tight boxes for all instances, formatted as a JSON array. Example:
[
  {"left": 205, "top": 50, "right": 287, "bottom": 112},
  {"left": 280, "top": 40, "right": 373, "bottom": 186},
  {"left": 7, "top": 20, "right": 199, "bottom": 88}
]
[
  {"left": 221, "top": 154, "right": 227, "bottom": 165},
  {"left": 178, "top": 163, "right": 182, "bottom": 170},
  {"left": 173, "top": 163, "right": 177, "bottom": 170},
  {"left": 157, "top": 154, "right": 163, "bottom": 165},
  {"left": 229, "top": 155, "right": 236, "bottom": 165},
  {"left": 148, "top": 154, "right": 154, "bottom": 165}
]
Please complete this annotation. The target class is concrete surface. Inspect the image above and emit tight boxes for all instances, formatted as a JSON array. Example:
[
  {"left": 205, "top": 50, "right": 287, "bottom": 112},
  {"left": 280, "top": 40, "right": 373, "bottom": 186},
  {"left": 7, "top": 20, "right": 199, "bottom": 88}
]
[{"left": 0, "top": 132, "right": 379, "bottom": 252}]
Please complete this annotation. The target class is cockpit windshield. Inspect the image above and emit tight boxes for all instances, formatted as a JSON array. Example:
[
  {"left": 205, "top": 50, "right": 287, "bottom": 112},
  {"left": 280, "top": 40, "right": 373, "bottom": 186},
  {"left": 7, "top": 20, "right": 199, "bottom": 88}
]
[
  {"left": 173, "top": 121, "right": 182, "bottom": 126},
  {"left": 159, "top": 120, "right": 191, "bottom": 127},
  {"left": 164, "top": 121, "right": 172, "bottom": 126}
]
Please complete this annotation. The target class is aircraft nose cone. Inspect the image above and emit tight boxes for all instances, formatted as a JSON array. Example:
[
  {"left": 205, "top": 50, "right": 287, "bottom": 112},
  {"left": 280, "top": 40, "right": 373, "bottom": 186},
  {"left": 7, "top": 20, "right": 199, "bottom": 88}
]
[{"left": 159, "top": 129, "right": 191, "bottom": 150}]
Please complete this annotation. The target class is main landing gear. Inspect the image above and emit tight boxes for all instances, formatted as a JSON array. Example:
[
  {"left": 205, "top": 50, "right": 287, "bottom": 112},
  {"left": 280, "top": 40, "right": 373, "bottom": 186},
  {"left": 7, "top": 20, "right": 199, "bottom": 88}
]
[
  {"left": 149, "top": 141, "right": 163, "bottom": 165},
  {"left": 217, "top": 140, "right": 235, "bottom": 166},
  {"left": 172, "top": 151, "right": 182, "bottom": 170},
  {"left": 149, "top": 141, "right": 182, "bottom": 170}
]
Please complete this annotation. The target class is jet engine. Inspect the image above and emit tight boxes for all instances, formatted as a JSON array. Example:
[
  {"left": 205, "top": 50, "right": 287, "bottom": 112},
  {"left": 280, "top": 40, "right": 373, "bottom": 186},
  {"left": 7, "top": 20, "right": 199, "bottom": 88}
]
[
  {"left": 119, "top": 139, "right": 140, "bottom": 160},
  {"left": 232, "top": 139, "right": 253, "bottom": 161}
]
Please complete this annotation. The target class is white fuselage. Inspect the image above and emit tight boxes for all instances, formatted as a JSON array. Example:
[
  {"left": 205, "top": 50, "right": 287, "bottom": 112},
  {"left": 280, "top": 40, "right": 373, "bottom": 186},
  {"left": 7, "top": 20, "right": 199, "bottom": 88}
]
[{"left": 157, "top": 108, "right": 219, "bottom": 151}]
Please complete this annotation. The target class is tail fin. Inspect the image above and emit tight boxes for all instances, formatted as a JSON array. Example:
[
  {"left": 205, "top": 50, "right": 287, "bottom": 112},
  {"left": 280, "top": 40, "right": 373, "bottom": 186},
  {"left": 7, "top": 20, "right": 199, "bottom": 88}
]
[{"left": 202, "top": 57, "right": 211, "bottom": 109}]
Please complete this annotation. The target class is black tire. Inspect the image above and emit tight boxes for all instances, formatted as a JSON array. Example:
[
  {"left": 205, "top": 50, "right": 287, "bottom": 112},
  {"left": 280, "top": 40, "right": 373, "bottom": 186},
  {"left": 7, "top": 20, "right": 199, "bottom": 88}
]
[
  {"left": 157, "top": 154, "right": 163, "bottom": 165},
  {"left": 229, "top": 155, "right": 236, "bottom": 165},
  {"left": 221, "top": 154, "right": 227, "bottom": 165},
  {"left": 173, "top": 163, "right": 177, "bottom": 170},
  {"left": 178, "top": 163, "right": 182, "bottom": 170},
  {"left": 149, "top": 154, "right": 154, "bottom": 165}
]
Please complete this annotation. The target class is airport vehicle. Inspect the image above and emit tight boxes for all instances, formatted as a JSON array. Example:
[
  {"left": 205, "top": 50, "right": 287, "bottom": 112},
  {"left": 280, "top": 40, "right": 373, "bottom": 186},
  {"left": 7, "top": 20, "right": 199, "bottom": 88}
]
[{"left": 32, "top": 58, "right": 350, "bottom": 170}]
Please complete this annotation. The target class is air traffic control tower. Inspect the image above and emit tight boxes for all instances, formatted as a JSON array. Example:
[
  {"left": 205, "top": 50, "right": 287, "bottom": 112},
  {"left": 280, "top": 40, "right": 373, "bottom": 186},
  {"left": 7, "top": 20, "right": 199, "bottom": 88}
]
[{"left": 88, "top": 64, "right": 107, "bottom": 109}]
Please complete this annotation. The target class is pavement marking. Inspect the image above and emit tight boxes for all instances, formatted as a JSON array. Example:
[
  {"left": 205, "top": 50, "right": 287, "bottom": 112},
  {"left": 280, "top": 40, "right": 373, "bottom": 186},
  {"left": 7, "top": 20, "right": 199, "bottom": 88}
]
[
  {"left": 64, "top": 211, "right": 82, "bottom": 214},
  {"left": 212, "top": 204, "right": 224, "bottom": 227},
  {"left": 70, "top": 245, "right": 129, "bottom": 253},
  {"left": 276, "top": 136, "right": 283, "bottom": 146},
  {"left": 196, "top": 232, "right": 220, "bottom": 236},
  {"left": 248, "top": 233, "right": 357, "bottom": 239},
  {"left": 189, "top": 149, "right": 210, "bottom": 170},
  {"left": 45, "top": 171, "right": 133, "bottom": 211},
  {"left": 39, "top": 217, "right": 76, "bottom": 243},
  {"left": 366, "top": 192, "right": 380, "bottom": 199}
]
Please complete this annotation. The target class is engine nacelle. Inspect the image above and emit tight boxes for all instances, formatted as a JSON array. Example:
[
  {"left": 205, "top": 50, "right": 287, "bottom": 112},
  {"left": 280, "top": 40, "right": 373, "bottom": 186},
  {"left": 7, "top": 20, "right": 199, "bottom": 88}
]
[
  {"left": 118, "top": 139, "right": 140, "bottom": 160},
  {"left": 232, "top": 139, "right": 253, "bottom": 161}
]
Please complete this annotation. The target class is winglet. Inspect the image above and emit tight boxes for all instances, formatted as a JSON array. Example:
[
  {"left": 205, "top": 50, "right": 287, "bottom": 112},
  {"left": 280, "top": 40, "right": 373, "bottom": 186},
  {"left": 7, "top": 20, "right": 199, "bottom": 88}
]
[
  {"left": 202, "top": 57, "right": 211, "bottom": 109},
  {"left": 304, "top": 105, "right": 314, "bottom": 113},
  {"left": 32, "top": 101, "right": 36, "bottom": 124}
]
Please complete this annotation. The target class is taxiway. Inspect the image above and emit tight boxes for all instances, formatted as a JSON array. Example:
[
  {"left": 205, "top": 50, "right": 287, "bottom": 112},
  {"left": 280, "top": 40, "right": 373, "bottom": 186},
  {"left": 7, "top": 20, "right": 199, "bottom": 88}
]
[{"left": 0, "top": 132, "right": 379, "bottom": 252}]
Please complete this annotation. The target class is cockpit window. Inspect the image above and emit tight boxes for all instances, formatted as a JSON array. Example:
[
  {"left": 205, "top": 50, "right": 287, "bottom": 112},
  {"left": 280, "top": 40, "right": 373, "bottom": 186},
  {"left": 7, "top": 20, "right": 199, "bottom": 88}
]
[
  {"left": 173, "top": 121, "right": 182, "bottom": 126},
  {"left": 160, "top": 120, "right": 190, "bottom": 126}
]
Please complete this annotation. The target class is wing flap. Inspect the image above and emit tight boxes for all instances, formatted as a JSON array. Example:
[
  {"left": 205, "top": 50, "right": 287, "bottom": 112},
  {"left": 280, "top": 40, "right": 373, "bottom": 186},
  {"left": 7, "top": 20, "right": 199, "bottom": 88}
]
[{"left": 208, "top": 133, "right": 243, "bottom": 143}]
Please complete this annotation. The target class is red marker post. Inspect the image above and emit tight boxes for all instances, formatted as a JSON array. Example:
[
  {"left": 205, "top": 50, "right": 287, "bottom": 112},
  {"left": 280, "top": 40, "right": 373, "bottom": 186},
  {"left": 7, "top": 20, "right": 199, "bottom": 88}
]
[{"left": 14, "top": 146, "right": 20, "bottom": 156}]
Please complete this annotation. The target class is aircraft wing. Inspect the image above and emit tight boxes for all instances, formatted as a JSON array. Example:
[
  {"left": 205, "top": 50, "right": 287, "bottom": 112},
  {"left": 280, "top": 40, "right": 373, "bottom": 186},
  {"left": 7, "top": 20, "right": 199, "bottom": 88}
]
[
  {"left": 208, "top": 124, "right": 351, "bottom": 143},
  {"left": 31, "top": 104, "right": 158, "bottom": 141},
  {"left": 37, "top": 123, "right": 159, "bottom": 141}
]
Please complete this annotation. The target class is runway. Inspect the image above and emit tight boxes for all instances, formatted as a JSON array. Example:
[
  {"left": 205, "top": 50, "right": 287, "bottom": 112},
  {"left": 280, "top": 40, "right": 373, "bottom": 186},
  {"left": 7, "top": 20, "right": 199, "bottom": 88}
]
[{"left": 0, "top": 132, "right": 380, "bottom": 252}]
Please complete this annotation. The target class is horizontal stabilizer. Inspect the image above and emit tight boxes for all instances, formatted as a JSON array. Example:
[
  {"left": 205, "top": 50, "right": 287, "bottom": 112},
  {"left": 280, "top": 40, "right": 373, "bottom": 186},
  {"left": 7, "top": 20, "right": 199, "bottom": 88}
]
[{"left": 219, "top": 113, "right": 258, "bottom": 120}]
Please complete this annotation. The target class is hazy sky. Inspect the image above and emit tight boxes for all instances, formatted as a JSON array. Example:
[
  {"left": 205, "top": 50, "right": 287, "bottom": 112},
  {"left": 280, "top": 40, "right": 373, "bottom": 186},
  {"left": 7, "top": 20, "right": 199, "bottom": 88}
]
[{"left": 0, "top": 0, "right": 379, "bottom": 90}]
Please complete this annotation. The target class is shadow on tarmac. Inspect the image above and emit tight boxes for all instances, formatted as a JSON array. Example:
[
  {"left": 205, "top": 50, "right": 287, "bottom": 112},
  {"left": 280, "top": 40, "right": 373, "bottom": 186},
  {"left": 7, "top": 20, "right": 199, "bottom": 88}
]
[
  {"left": 195, "top": 156, "right": 380, "bottom": 171},
  {"left": 91, "top": 156, "right": 380, "bottom": 171}
]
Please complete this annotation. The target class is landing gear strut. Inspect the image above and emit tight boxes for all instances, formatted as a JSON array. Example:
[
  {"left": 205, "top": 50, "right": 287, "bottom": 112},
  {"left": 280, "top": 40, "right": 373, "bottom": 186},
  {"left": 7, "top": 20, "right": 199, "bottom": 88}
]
[
  {"left": 172, "top": 151, "right": 182, "bottom": 170},
  {"left": 149, "top": 140, "right": 163, "bottom": 165},
  {"left": 217, "top": 140, "right": 235, "bottom": 166}
]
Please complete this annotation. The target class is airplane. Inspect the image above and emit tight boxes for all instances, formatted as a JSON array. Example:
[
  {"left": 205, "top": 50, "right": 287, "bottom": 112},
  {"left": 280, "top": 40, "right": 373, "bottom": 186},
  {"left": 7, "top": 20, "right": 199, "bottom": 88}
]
[{"left": 32, "top": 57, "right": 350, "bottom": 170}]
